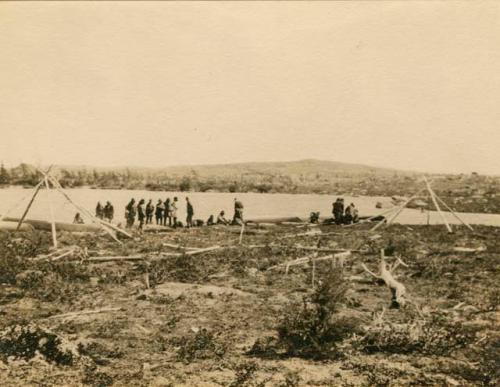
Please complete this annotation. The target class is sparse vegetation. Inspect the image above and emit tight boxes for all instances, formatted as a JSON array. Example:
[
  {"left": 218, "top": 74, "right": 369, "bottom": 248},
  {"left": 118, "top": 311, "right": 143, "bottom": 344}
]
[{"left": 0, "top": 224, "right": 498, "bottom": 386}]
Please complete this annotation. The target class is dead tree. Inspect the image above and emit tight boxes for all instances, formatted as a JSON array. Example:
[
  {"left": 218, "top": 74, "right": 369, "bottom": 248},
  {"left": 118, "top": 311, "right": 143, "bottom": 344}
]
[{"left": 362, "top": 249, "right": 408, "bottom": 308}]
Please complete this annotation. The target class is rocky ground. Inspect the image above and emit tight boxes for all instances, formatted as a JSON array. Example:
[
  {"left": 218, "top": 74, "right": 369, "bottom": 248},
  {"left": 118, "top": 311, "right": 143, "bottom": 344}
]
[{"left": 0, "top": 222, "right": 498, "bottom": 386}]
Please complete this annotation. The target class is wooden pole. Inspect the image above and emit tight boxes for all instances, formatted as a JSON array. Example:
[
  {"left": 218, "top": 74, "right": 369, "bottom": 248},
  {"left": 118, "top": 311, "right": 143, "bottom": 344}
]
[
  {"left": 16, "top": 180, "right": 44, "bottom": 231},
  {"left": 434, "top": 193, "right": 474, "bottom": 231},
  {"left": 343, "top": 206, "right": 399, "bottom": 228},
  {"left": 16, "top": 165, "right": 53, "bottom": 230},
  {"left": 371, "top": 191, "right": 422, "bottom": 232},
  {"left": 38, "top": 173, "right": 123, "bottom": 243},
  {"left": 311, "top": 259, "right": 316, "bottom": 288},
  {"left": 238, "top": 222, "right": 245, "bottom": 245},
  {"left": 425, "top": 177, "right": 452, "bottom": 233},
  {"left": 44, "top": 176, "right": 58, "bottom": 249},
  {"left": 0, "top": 180, "right": 44, "bottom": 222},
  {"left": 45, "top": 174, "right": 132, "bottom": 239}
]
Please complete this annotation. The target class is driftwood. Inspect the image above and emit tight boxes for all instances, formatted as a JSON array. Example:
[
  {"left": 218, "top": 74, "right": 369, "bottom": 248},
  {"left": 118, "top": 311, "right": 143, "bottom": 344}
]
[
  {"left": 47, "top": 307, "right": 122, "bottom": 320},
  {"left": 185, "top": 245, "right": 222, "bottom": 256},
  {"left": 81, "top": 245, "right": 223, "bottom": 263},
  {"left": 277, "top": 229, "right": 323, "bottom": 239},
  {"left": 162, "top": 243, "right": 199, "bottom": 251},
  {"left": 362, "top": 249, "right": 408, "bottom": 307},
  {"left": 294, "top": 245, "right": 355, "bottom": 253},
  {"left": 267, "top": 251, "right": 351, "bottom": 272}
]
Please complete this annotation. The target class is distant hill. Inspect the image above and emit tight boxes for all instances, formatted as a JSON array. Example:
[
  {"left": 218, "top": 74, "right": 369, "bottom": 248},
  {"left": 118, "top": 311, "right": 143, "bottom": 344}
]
[{"left": 53, "top": 159, "right": 417, "bottom": 179}]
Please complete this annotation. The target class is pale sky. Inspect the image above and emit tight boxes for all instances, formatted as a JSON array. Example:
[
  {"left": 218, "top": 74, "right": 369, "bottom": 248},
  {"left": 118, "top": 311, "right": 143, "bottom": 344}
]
[{"left": 0, "top": 2, "right": 499, "bottom": 174}]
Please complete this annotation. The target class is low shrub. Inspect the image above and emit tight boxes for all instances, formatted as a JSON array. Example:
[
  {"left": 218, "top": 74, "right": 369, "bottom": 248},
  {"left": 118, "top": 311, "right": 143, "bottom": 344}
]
[
  {"left": 357, "top": 313, "right": 477, "bottom": 356},
  {"left": 275, "top": 271, "right": 360, "bottom": 359},
  {"left": 170, "top": 328, "right": 226, "bottom": 363},
  {"left": 0, "top": 324, "right": 75, "bottom": 365}
]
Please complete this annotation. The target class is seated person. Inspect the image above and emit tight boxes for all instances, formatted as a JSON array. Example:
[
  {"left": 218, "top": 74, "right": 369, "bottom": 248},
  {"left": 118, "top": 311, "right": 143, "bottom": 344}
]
[
  {"left": 73, "top": 212, "right": 84, "bottom": 224},
  {"left": 207, "top": 215, "right": 215, "bottom": 226},
  {"left": 309, "top": 211, "right": 320, "bottom": 224},
  {"left": 216, "top": 210, "right": 229, "bottom": 225}
]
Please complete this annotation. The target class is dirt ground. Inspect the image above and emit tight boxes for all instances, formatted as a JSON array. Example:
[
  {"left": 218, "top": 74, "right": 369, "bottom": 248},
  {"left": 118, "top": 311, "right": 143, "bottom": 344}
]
[{"left": 0, "top": 222, "right": 498, "bottom": 386}]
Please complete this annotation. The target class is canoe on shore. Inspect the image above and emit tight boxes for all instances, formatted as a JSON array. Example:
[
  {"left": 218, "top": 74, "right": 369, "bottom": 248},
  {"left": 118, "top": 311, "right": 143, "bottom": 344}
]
[
  {"left": 0, "top": 221, "right": 33, "bottom": 231},
  {"left": 246, "top": 216, "right": 304, "bottom": 224},
  {"left": 1, "top": 217, "right": 102, "bottom": 232}
]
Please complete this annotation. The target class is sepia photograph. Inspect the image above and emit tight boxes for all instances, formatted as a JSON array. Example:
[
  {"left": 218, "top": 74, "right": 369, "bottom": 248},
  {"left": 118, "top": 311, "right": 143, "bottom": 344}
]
[{"left": 0, "top": 1, "right": 499, "bottom": 386}]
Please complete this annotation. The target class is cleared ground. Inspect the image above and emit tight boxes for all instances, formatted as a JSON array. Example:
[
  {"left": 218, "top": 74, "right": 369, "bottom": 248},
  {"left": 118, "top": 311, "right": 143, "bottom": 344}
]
[{"left": 0, "top": 222, "right": 498, "bottom": 386}]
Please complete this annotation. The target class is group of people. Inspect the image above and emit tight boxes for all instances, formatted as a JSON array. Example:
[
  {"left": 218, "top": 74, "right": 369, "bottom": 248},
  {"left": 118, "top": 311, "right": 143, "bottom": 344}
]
[
  {"left": 332, "top": 198, "right": 359, "bottom": 225},
  {"left": 122, "top": 197, "right": 245, "bottom": 230},
  {"left": 78, "top": 196, "right": 359, "bottom": 229},
  {"left": 124, "top": 197, "right": 182, "bottom": 229},
  {"left": 95, "top": 201, "right": 115, "bottom": 222}
]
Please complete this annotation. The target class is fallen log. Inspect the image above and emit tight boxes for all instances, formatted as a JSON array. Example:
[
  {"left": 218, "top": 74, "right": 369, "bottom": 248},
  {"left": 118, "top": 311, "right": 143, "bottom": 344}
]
[
  {"left": 47, "top": 307, "right": 122, "bottom": 320},
  {"left": 162, "top": 243, "right": 199, "bottom": 251},
  {"left": 185, "top": 245, "right": 222, "bottom": 256},
  {"left": 83, "top": 255, "right": 146, "bottom": 262},
  {"left": 267, "top": 251, "right": 351, "bottom": 272},
  {"left": 294, "top": 245, "right": 353, "bottom": 253}
]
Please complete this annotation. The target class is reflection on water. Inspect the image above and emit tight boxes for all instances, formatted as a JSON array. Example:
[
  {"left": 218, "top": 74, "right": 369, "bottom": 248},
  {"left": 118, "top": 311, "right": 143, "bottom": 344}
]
[{"left": 0, "top": 187, "right": 499, "bottom": 226}]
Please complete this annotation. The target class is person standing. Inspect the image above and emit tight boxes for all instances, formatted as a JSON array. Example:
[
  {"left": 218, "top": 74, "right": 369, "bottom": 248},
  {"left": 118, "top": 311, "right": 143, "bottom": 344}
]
[
  {"left": 104, "top": 201, "right": 114, "bottom": 222},
  {"left": 125, "top": 198, "right": 136, "bottom": 228},
  {"left": 333, "top": 198, "right": 344, "bottom": 225},
  {"left": 344, "top": 204, "right": 353, "bottom": 224},
  {"left": 170, "top": 197, "right": 178, "bottom": 228},
  {"left": 164, "top": 198, "right": 171, "bottom": 226},
  {"left": 350, "top": 203, "right": 359, "bottom": 223},
  {"left": 145, "top": 199, "right": 154, "bottom": 224},
  {"left": 186, "top": 197, "right": 194, "bottom": 228},
  {"left": 95, "top": 202, "right": 104, "bottom": 219},
  {"left": 233, "top": 198, "right": 244, "bottom": 225},
  {"left": 155, "top": 199, "right": 164, "bottom": 225},
  {"left": 137, "top": 199, "right": 146, "bottom": 230}
]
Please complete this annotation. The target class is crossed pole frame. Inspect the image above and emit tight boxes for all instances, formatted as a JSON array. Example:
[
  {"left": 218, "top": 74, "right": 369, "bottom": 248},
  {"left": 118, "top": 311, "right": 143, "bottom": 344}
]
[
  {"left": 5, "top": 166, "right": 132, "bottom": 248},
  {"left": 368, "top": 177, "right": 473, "bottom": 233}
]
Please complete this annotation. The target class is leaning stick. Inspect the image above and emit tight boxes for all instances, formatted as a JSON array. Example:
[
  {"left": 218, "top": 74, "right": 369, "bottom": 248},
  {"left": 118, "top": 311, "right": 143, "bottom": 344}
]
[
  {"left": 46, "top": 178, "right": 122, "bottom": 244},
  {"left": 0, "top": 180, "right": 44, "bottom": 222},
  {"left": 343, "top": 206, "right": 400, "bottom": 228},
  {"left": 44, "top": 176, "right": 58, "bottom": 249},
  {"left": 371, "top": 188, "right": 426, "bottom": 232},
  {"left": 47, "top": 175, "right": 132, "bottom": 239},
  {"left": 433, "top": 192, "right": 474, "bottom": 231},
  {"left": 425, "top": 177, "right": 452, "bottom": 233},
  {"left": 16, "top": 181, "right": 45, "bottom": 231}
]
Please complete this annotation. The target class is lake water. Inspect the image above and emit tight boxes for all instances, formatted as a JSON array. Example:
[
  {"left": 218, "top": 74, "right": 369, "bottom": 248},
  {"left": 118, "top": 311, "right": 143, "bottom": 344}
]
[{"left": 1, "top": 187, "right": 500, "bottom": 227}]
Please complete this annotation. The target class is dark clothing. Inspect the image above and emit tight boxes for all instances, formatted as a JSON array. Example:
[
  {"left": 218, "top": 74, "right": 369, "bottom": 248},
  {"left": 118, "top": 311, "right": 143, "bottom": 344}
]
[
  {"left": 96, "top": 203, "right": 104, "bottom": 219},
  {"left": 155, "top": 202, "right": 164, "bottom": 225},
  {"left": 125, "top": 201, "right": 136, "bottom": 228},
  {"left": 333, "top": 201, "right": 344, "bottom": 225},
  {"left": 138, "top": 203, "right": 146, "bottom": 229},
  {"left": 146, "top": 201, "right": 154, "bottom": 224},
  {"left": 344, "top": 206, "right": 353, "bottom": 225},
  {"left": 104, "top": 204, "right": 114, "bottom": 222},
  {"left": 233, "top": 201, "right": 244, "bottom": 225},
  {"left": 186, "top": 202, "right": 194, "bottom": 227}
]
